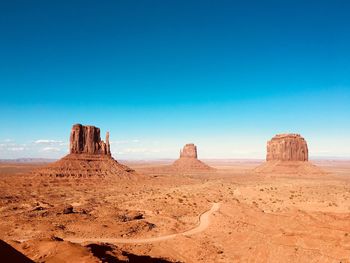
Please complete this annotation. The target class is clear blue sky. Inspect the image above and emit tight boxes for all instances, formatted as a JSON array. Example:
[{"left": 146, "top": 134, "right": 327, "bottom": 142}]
[{"left": 0, "top": 0, "right": 349, "bottom": 159}]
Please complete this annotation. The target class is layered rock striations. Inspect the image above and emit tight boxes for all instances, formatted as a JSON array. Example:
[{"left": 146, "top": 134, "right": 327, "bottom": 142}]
[
  {"left": 255, "top": 133, "right": 325, "bottom": 176},
  {"left": 172, "top": 143, "right": 213, "bottom": 172},
  {"left": 36, "top": 124, "right": 135, "bottom": 178},
  {"left": 266, "top": 134, "right": 308, "bottom": 162},
  {"left": 70, "top": 124, "right": 111, "bottom": 155}
]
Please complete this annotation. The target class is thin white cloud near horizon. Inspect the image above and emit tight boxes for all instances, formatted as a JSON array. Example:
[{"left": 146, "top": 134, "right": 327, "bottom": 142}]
[
  {"left": 0, "top": 137, "right": 349, "bottom": 160},
  {"left": 34, "top": 139, "right": 67, "bottom": 146},
  {"left": 0, "top": 139, "right": 68, "bottom": 159}
]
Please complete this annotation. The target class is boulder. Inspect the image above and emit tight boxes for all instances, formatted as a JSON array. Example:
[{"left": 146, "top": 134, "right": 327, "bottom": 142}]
[{"left": 63, "top": 205, "right": 74, "bottom": 214}]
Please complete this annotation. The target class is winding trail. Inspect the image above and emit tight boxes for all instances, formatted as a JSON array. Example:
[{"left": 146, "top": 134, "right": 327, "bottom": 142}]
[{"left": 65, "top": 203, "right": 220, "bottom": 244}]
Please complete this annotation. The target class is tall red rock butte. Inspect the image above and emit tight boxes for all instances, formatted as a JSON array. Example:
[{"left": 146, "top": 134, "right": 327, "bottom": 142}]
[
  {"left": 36, "top": 124, "right": 135, "bottom": 178},
  {"left": 69, "top": 124, "right": 111, "bottom": 156},
  {"left": 255, "top": 133, "right": 324, "bottom": 175},
  {"left": 171, "top": 143, "right": 213, "bottom": 172},
  {"left": 266, "top": 134, "right": 308, "bottom": 162},
  {"left": 180, "top": 143, "right": 198, "bottom": 159}
]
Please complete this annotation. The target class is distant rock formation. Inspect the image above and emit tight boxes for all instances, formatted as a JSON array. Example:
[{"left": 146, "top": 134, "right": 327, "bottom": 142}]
[
  {"left": 35, "top": 124, "right": 136, "bottom": 178},
  {"left": 171, "top": 143, "right": 214, "bottom": 172},
  {"left": 267, "top": 134, "right": 308, "bottom": 161},
  {"left": 180, "top": 143, "right": 198, "bottom": 159},
  {"left": 255, "top": 133, "right": 325, "bottom": 176}
]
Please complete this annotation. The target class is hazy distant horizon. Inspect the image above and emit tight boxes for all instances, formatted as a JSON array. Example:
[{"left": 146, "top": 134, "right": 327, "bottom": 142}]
[
  {"left": 1, "top": 1, "right": 349, "bottom": 159},
  {"left": 2, "top": 155, "right": 350, "bottom": 164}
]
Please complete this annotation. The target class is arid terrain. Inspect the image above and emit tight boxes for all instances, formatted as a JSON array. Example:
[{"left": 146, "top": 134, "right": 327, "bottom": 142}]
[
  {"left": 0, "top": 159, "right": 350, "bottom": 262},
  {"left": 2, "top": 0, "right": 349, "bottom": 261}
]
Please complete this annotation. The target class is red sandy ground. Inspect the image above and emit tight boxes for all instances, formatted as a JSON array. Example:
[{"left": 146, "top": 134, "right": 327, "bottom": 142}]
[{"left": 0, "top": 160, "right": 350, "bottom": 262}]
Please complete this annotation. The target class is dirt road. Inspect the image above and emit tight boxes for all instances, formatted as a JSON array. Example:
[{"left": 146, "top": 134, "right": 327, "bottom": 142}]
[{"left": 66, "top": 202, "right": 220, "bottom": 244}]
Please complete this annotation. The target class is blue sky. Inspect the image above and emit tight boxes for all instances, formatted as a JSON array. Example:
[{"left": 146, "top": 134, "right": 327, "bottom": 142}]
[{"left": 0, "top": 0, "right": 349, "bottom": 159}]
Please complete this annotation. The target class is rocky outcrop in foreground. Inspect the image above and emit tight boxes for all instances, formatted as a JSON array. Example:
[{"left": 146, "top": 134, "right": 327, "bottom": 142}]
[
  {"left": 267, "top": 134, "right": 308, "bottom": 162},
  {"left": 36, "top": 124, "right": 136, "bottom": 178}
]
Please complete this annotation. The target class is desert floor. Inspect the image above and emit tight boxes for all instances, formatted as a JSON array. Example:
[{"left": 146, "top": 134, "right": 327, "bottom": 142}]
[{"left": 0, "top": 160, "right": 350, "bottom": 262}]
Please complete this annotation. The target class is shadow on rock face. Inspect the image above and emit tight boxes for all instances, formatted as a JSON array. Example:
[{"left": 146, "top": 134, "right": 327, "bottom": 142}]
[
  {"left": 86, "top": 243, "right": 181, "bottom": 263},
  {"left": 0, "top": 240, "right": 34, "bottom": 263}
]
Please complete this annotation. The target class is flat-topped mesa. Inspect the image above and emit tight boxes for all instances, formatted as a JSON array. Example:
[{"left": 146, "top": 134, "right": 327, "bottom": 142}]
[
  {"left": 70, "top": 124, "right": 111, "bottom": 156},
  {"left": 180, "top": 143, "right": 198, "bottom": 159},
  {"left": 267, "top": 133, "right": 308, "bottom": 162}
]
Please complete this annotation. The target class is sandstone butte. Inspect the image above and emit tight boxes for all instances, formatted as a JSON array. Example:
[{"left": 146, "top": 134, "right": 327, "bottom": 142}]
[
  {"left": 255, "top": 133, "right": 325, "bottom": 175},
  {"left": 267, "top": 134, "right": 308, "bottom": 162},
  {"left": 35, "top": 124, "right": 136, "bottom": 178},
  {"left": 171, "top": 143, "right": 214, "bottom": 171},
  {"left": 70, "top": 124, "right": 111, "bottom": 156}
]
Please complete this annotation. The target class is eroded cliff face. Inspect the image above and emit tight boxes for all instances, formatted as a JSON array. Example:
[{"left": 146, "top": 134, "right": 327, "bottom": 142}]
[
  {"left": 70, "top": 124, "right": 111, "bottom": 156},
  {"left": 36, "top": 124, "right": 137, "bottom": 178},
  {"left": 267, "top": 134, "right": 308, "bottom": 162},
  {"left": 172, "top": 143, "right": 213, "bottom": 171},
  {"left": 180, "top": 144, "right": 198, "bottom": 159}
]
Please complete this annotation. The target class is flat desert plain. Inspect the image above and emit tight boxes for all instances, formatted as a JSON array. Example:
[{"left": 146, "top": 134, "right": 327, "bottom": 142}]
[{"left": 0, "top": 160, "right": 350, "bottom": 262}]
